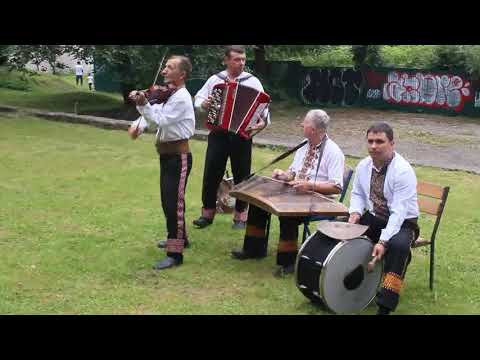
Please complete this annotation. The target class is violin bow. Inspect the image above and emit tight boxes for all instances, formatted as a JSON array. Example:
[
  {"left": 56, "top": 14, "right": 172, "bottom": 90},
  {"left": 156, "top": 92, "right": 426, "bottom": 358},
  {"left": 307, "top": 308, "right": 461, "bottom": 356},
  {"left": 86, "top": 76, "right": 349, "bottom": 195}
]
[
  {"left": 133, "top": 47, "right": 170, "bottom": 134},
  {"left": 152, "top": 47, "right": 170, "bottom": 87}
]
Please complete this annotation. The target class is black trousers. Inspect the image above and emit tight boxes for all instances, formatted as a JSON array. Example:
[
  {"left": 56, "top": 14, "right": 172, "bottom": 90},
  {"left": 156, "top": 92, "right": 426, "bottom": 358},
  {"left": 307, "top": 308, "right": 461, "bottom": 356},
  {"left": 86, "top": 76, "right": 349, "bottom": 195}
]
[
  {"left": 360, "top": 212, "right": 420, "bottom": 312},
  {"left": 160, "top": 152, "right": 192, "bottom": 259},
  {"left": 201, "top": 130, "right": 252, "bottom": 221},
  {"left": 76, "top": 75, "right": 83, "bottom": 86},
  {"left": 242, "top": 205, "right": 304, "bottom": 267}
]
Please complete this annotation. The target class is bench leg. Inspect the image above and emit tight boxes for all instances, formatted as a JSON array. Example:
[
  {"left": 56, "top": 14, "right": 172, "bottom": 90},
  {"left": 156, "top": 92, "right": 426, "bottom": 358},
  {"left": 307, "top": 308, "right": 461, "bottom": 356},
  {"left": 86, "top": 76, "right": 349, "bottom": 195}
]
[{"left": 429, "top": 241, "right": 435, "bottom": 291}]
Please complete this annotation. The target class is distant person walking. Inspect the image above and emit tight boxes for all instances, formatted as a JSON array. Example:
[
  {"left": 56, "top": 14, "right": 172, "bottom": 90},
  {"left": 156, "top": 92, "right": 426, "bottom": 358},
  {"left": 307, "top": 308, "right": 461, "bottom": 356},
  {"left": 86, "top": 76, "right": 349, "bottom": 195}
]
[
  {"left": 87, "top": 72, "right": 94, "bottom": 91},
  {"left": 75, "top": 61, "right": 84, "bottom": 86}
]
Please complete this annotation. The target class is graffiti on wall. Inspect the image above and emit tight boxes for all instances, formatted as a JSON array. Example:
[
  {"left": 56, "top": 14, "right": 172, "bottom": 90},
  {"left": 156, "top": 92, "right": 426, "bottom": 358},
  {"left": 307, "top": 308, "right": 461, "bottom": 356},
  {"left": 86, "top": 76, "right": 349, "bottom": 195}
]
[
  {"left": 382, "top": 71, "right": 472, "bottom": 112},
  {"left": 297, "top": 66, "right": 479, "bottom": 115},
  {"left": 300, "top": 68, "right": 362, "bottom": 106}
]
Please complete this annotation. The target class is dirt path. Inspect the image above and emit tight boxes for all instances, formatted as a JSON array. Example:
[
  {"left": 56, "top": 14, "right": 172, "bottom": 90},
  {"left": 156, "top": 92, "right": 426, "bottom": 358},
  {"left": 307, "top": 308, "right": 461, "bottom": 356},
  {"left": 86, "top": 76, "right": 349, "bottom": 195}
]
[{"left": 251, "top": 106, "right": 480, "bottom": 174}]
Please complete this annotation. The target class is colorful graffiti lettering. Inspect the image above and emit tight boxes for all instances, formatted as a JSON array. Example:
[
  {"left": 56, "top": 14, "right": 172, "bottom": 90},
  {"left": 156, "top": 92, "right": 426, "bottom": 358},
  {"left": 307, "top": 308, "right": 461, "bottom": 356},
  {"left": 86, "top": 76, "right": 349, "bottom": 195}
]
[{"left": 383, "top": 71, "right": 472, "bottom": 112}]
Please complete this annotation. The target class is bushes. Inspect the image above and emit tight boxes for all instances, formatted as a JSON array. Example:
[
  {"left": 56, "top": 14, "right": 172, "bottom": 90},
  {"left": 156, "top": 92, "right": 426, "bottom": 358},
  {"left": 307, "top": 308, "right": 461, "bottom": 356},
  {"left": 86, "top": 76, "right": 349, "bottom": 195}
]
[
  {"left": 381, "top": 45, "right": 436, "bottom": 69},
  {"left": 0, "top": 67, "right": 33, "bottom": 91}
]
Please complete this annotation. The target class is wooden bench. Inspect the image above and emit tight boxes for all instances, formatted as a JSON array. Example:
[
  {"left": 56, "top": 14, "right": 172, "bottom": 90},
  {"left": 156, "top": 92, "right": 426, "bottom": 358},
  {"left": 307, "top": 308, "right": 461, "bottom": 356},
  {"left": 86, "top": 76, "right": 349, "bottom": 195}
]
[{"left": 412, "top": 181, "right": 450, "bottom": 290}]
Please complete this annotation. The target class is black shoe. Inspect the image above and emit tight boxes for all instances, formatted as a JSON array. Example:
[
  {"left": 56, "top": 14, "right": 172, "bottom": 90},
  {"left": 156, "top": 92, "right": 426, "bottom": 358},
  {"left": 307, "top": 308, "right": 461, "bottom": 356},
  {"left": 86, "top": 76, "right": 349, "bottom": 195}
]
[
  {"left": 153, "top": 256, "right": 183, "bottom": 270},
  {"left": 157, "top": 240, "right": 190, "bottom": 249},
  {"left": 273, "top": 264, "right": 295, "bottom": 278},
  {"left": 231, "top": 249, "right": 266, "bottom": 260},
  {"left": 193, "top": 216, "right": 213, "bottom": 229},
  {"left": 376, "top": 305, "right": 391, "bottom": 315},
  {"left": 232, "top": 220, "right": 246, "bottom": 230}
]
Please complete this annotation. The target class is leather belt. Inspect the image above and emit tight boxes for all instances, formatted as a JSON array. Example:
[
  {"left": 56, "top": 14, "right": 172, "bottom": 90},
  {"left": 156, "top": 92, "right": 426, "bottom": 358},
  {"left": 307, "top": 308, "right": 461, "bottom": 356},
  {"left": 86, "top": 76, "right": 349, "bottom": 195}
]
[{"left": 156, "top": 139, "right": 190, "bottom": 154}]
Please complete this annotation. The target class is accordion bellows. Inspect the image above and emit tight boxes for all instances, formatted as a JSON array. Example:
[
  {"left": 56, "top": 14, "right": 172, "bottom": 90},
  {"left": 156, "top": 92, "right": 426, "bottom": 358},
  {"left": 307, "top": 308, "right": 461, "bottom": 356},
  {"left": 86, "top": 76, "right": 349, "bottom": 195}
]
[{"left": 206, "top": 82, "right": 271, "bottom": 139}]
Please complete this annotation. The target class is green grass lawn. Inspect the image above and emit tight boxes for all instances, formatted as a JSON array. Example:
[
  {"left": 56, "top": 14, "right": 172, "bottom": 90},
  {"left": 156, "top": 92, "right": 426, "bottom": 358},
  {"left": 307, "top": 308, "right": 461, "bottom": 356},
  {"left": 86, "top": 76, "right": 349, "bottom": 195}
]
[
  {"left": 0, "top": 67, "right": 123, "bottom": 114},
  {"left": 1, "top": 112, "right": 479, "bottom": 314}
]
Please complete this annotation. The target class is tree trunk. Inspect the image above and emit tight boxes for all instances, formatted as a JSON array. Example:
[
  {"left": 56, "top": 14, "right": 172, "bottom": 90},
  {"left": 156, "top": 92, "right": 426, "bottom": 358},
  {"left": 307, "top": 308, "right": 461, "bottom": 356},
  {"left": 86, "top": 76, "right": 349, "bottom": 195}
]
[
  {"left": 48, "top": 57, "right": 57, "bottom": 74},
  {"left": 254, "top": 45, "right": 267, "bottom": 77}
]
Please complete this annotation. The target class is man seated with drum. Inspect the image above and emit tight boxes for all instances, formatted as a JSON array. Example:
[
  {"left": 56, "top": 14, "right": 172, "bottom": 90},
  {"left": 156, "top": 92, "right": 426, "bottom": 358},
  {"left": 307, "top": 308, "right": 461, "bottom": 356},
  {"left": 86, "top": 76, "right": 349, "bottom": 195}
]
[
  {"left": 231, "top": 109, "right": 345, "bottom": 277},
  {"left": 348, "top": 122, "right": 420, "bottom": 315}
]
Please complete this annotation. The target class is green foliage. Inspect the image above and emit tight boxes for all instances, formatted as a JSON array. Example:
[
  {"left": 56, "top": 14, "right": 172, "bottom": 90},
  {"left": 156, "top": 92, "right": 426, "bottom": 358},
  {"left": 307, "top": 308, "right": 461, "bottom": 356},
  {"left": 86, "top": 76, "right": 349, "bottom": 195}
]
[
  {"left": 301, "top": 46, "right": 353, "bottom": 67},
  {"left": 429, "top": 45, "right": 469, "bottom": 72},
  {"left": 352, "top": 45, "right": 384, "bottom": 68},
  {"left": 6, "top": 45, "right": 69, "bottom": 74},
  {"left": 0, "top": 45, "right": 11, "bottom": 65},
  {"left": 464, "top": 45, "right": 480, "bottom": 77},
  {"left": 0, "top": 67, "right": 33, "bottom": 91},
  {"left": 381, "top": 45, "right": 436, "bottom": 68}
]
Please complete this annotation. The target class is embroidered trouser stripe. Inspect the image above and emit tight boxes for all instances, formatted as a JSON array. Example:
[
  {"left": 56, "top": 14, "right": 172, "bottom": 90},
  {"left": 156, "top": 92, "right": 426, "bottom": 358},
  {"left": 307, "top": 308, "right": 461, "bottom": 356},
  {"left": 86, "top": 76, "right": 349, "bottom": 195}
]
[
  {"left": 201, "top": 131, "right": 252, "bottom": 219},
  {"left": 277, "top": 216, "right": 303, "bottom": 267},
  {"left": 159, "top": 153, "right": 192, "bottom": 255},
  {"left": 360, "top": 212, "right": 418, "bottom": 311},
  {"left": 242, "top": 206, "right": 303, "bottom": 265},
  {"left": 243, "top": 205, "right": 269, "bottom": 256}
]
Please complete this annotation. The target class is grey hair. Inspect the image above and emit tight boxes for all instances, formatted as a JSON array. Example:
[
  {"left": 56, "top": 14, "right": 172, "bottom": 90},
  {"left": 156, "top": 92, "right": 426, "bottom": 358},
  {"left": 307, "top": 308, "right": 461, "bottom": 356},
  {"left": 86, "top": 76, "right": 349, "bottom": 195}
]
[{"left": 306, "top": 109, "right": 330, "bottom": 130}]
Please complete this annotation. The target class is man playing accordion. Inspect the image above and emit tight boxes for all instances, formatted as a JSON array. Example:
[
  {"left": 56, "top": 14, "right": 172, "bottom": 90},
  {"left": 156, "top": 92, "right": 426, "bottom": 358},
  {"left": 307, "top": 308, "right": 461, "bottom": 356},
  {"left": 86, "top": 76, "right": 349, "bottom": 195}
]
[{"left": 193, "top": 45, "right": 271, "bottom": 230}]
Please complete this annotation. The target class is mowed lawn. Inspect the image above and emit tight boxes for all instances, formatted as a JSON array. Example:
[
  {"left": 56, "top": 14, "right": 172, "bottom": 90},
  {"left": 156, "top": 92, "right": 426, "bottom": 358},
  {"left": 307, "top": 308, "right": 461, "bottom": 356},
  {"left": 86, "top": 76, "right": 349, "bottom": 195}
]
[{"left": 1, "top": 112, "right": 479, "bottom": 314}]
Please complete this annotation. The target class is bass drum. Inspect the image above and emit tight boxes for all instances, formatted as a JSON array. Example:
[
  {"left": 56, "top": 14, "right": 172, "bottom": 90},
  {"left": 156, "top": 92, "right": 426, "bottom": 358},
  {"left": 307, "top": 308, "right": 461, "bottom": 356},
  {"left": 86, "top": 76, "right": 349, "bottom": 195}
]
[{"left": 295, "top": 230, "right": 383, "bottom": 314}]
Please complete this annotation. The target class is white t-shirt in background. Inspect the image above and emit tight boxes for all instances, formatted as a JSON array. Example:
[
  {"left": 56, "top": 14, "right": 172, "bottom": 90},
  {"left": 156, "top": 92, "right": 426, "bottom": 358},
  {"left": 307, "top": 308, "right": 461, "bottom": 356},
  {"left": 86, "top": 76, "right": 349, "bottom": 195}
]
[{"left": 75, "top": 64, "right": 83, "bottom": 76}]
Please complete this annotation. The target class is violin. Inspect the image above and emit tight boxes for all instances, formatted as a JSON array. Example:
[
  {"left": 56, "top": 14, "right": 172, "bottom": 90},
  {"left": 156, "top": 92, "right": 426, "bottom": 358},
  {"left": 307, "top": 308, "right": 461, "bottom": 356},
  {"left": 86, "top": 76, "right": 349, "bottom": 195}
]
[
  {"left": 143, "top": 84, "right": 175, "bottom": 105},
  {"left": 131, "top": 48, "right": 173, "bottom": 105}
]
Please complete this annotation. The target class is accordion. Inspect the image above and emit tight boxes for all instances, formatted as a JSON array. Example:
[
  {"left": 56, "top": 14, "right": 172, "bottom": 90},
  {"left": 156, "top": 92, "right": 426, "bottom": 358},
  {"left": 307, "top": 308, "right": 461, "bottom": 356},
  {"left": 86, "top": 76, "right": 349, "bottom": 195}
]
[{"left": 206, "top": 82, "right": 271, "bottom": 139}]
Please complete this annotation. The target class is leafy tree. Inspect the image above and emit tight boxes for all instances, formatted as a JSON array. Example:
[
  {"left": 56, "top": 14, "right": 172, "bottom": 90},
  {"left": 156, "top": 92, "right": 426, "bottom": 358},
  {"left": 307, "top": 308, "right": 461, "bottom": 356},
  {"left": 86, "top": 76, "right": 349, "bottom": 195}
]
[
  {"left": 0, "top": 45, "right": 11, "bottom": 66},
  {"left": 6, "top": 45, "right": 68, "bottom": 74},
  {"left": 352, "top": 45, "right": 384, "bottom": 68},
  {"left": 464, "top": 45, "right": 480, "bottom": 77},
  {"left": 429, "top": 45, "right": 468, "bottom": 72}
]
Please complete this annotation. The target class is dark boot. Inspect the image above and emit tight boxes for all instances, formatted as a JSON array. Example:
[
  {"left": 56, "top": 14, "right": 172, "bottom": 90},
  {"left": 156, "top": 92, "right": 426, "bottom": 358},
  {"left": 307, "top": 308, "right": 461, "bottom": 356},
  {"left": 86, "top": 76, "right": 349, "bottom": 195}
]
[
  {"left": 231, "top": 249, "right": 266, "bottom": 260},
  {"left": 376, "top": 305, "right": 391, "bottom": 315},
  {"left": 153, "top": 256, "right": 183, "bottom": 271},
  {"left": 273, "top": 264, "right": 295, "bottom": 278},
  {"left": 192, "top": 216, "right": 213, "bottom": 229}
]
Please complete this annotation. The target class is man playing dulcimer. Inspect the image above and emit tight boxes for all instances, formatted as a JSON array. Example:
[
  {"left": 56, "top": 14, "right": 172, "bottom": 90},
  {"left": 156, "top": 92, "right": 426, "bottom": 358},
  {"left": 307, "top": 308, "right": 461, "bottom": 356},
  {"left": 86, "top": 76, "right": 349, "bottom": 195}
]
[{"left": 231, "top": 109, "right": 345, "bottom": 277}]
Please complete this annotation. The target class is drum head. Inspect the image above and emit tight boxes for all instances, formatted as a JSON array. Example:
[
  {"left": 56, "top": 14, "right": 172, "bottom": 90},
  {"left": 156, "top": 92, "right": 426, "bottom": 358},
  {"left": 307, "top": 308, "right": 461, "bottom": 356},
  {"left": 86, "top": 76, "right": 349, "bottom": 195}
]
[{"left": 320, "top": 237, "right": 383, "bottom": 314}]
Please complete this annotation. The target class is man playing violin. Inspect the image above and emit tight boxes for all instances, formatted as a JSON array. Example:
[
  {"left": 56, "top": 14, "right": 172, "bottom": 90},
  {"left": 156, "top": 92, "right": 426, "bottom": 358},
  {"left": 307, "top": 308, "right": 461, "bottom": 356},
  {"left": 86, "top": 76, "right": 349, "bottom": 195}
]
[
  {"left": 231, "top": 109, "right": 345, "bottom": 277},
  {"left": 128, "top": 55, "right": 195, "bottom": 271},
  {"left": 192, "top": 45, "right": 271, "bottom": 230}
]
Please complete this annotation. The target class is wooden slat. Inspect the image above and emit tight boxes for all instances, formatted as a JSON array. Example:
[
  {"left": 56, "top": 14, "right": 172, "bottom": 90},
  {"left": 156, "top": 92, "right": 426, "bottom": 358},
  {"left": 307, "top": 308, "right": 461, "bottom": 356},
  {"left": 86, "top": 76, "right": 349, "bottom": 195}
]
[
  {"left": 418, "top": 197, "right": 441, "bottom": 216},
  {"left": 417, "top": 181, "right": 445, "bottom": 199}
]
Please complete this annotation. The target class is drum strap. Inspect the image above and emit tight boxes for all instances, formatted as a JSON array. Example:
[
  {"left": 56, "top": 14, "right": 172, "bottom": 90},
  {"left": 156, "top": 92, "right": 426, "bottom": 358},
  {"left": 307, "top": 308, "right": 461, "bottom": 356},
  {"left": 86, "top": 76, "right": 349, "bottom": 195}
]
[{"left": 309, "top": 136, "right": 328, "bottom": 212}]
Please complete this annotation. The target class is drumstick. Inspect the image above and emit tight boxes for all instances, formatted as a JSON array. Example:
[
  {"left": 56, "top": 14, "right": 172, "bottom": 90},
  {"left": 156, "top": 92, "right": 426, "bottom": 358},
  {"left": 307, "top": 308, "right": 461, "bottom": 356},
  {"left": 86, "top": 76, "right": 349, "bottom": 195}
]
[{"left": 367, "top": 255, "right": 380, "bottom": 273}]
